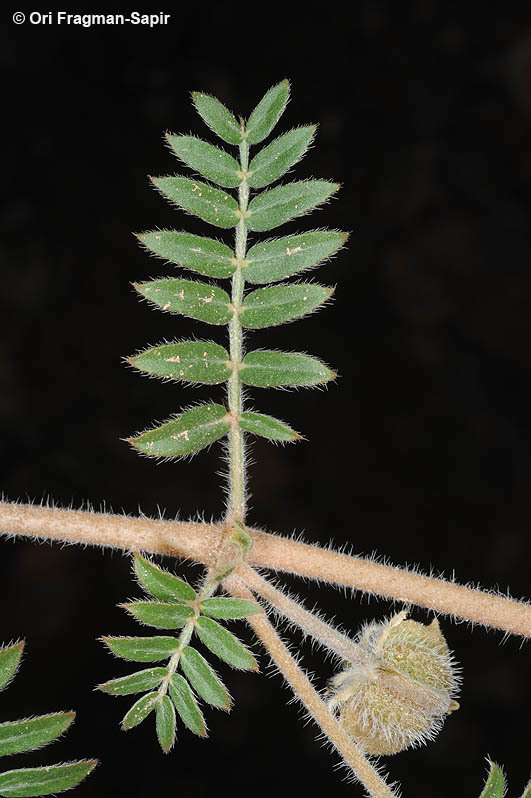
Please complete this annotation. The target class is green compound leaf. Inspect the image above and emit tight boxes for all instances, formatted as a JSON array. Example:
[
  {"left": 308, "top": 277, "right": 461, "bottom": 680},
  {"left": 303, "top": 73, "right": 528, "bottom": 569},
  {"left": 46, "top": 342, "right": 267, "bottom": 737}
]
[
  {"left": 137, "top": 232, "right": 236, "bottom": 279},
  {"left": 238, "top": 411, "right": 300, "bottom": 442},
  {"left": 166, "top": 135, "right": 241, "bottom": 189},
  {"left": 151, "top": 177, "right": 239, "bottom": 229},
  {"left": 168, "top": 674, "right": 206, "bottom": 737},
  {"left": 156, "top": 695, "right": 176, "bottom": 753},
  {"left": 521, "top": 779, "right": 531, "bottom": 798},
  {"left": 128, "top": 403, "right": 230, "bottom": 459},
  {"left": 97, "top": 667, "right": 168, "bottom": 696},
  {"left": 195, "top": 616, "right": 258, "bottom": 671},
  {"left": 179, "top": 647, "right": 230, "bottom": 711},
  {"left": 479, "top": 761, "right": 505, "bottom": 798},
  {"left": 240, "top": 284, "right": 332, "bottom": 329},
  {"left": 134, "top": 554, "right": 196, "bottom": 603},
  {"left": 192, "top": 92, "right": 242, "bottom": 145},
  {"left": 135, "top": 279, "right": 232, "bottom": 325},
  {"left": 200, "top": 597, "right": 262, "bottom": 619},
  {"left": 122, "top": 692, "right": 158, "bottom": 730},
  {"left": 0, "top": 761, "right": 97, "bottom": 798},
  {"left": 101, "top": 636, "right": 179, "bottom": 663},
  {"left": 245, "top": 230, "right": 347, "bottom": 284},
  {"left": 122, "top": 601, "right": 195, "bottom": 630},
  {"left": 248, "top": 126, "right": 316, "bottom": 189},
  {"left": 128, "top": 342, "right": 232, "bottom": 385},
  {"left": 0, "top": 713, "right": 74, "bottom": 757},
  {"left": 247, "top": 181, "right": 339, "bottom": 232},
  {"left": 240, "top": 351, "right": 335, "bottom": 387},
  {"left": 0, "top": 642, "right": 24, "bottom": 691},
  {"left": 245, "top": 80, "right": 290, "bottom": 146}
]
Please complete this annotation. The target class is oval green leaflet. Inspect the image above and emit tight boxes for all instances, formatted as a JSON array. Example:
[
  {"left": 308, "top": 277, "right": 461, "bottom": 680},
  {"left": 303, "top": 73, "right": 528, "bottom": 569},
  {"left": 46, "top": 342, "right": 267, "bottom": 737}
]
[
  {"left": 134, "top": 279, "right": 232, "bottom": 325},
  {"left": 137, "top": 232, "right": 236, "bottom": 279},
  {"left": 240, "top": 351, "right": 335, "bottom": 387},
  {"left": 128, "top": 403, "right": 231, "bottom": 458},
  {"left": 192, "top": 91, "right": 242, "bottom": 145},
  {"left": 97, "top": 667, "right": 168, "bottom": 696},
  {"left": 245, "top": 79, "right": 290, "bottom": 145},
  {"left": 247, "top": 181, "right": 339, "bottom": 232},
  {"left": 0, "top": 762, "right": 98, "bottom": 798},
  {"left": 194, "top": 616, "right": 258, "bottom": 671},
  {"left": 128, "top": 342, "right": 232, "bottom": 385},
  {"left": 166, "top": 135, "right": 241, "bottom": 188},
  {"left": 133, "top": 554, "right": 196, "bottom": 602},
  {"left": 121, "top": 601, "right": 195, "bottom": 629},
  {"left": 156, "top": 694, "right": 176, "bottom": 753},
  {"left": 248, "top": 126, "right": 316, "bottom": 189},
  {"left": 151, "top": 177, "right": 239, "bottom": 228},
  {"left": 122, "top": 692, "right": 159, "bottom": 730},
  {"left": 0, "top": 712, "right": 74, "bottom": 758},
  {"left": 238, "top": 411, "right": 300, "bottom": 442},
  {"left": 0, "top": 642, "right": 24, "bottom": 691},
  {"left": 244, "top": 230, "right": 347, "bottom": 284},
  {"left": 179, "top": 647, "right": 230, "bottom": 711},
  {"left": 101, "top": 636, "right": 180, "bottom": 662},
  {"left": 168, "top": 674, "right": 206, "bottom": 737},
  {"left": 239, "top": 284, "right": 333, "bottom": 329}
]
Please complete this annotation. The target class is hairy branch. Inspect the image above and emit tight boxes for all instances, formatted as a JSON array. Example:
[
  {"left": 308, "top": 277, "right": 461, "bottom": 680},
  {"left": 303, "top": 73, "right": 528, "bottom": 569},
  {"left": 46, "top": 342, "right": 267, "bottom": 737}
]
[
  {"left": 225, "top": 574, "right": 398, "bottom": 798},
  {"left": 1, "top": 500, "right": 529, "bottom": 638}
]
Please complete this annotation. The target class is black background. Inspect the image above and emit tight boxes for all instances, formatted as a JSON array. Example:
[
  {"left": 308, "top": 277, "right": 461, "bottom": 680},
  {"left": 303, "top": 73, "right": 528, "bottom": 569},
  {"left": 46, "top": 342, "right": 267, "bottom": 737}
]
[{"left": 1, "top": 3, "right": 530, "bottom": 796}]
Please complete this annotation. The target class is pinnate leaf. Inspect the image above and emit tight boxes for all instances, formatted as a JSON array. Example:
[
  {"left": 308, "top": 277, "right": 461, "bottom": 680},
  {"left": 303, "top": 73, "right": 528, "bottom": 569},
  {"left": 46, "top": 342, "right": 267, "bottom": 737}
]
[
  {"left": 200, "top": 597, "right": 261, "bottom": 619},
  {"left": 101, "top": 636, "right": 179, "bottom": 663},
  {"left": 122, "top": 692, "right": 158, "bottom": 730},
  {"left": 0, "top": 713, "right": 74, "bottom": 757},
  {"left": 247, "top": 181, "right": 339, "bottom": 232},
  {"left": 245, "top": 80, "right": 290, "bottom": 145},
  {"left": 0, "top": 761, "right": 97, "bottom": 797},
  {"left": 128, "top": 403, "right": 230, "bottom": 458},
  {"left": 166, "top": 135, "right": 241, "bottom": 188},
  {"left": 240, "top": 350, "right": 335, "bottom": 387},
  {"left": 192, "top": 92, "right": 242, "bottom": 145},
  {"left": 179, "top": 647, "right": 230, "bottom": 710},
  {"left": 240, "top": 284, "right": 332, "bottom": 329},
  {"left": 97, "top": 667, "right": 168, "bottom": 695},
  {"left": 128, "top": 341, "right": 232, "bottom": 385},
  {"left": 238, "top": 411, "right": 300, "bottom": 442},
  {"left": 152, "top": 177, "right": 239, "bottom": 228},
  {"left": 195, "top": 616, "right": 257, "bottom": 671},
  {"left": 248, "top": 126, "right": 316, "bottom": 189},
  {"left": 135, "top": 279, "right": 232, "bottom": 325},
  {"left": 122, "top": 601, "right": 194, "bottom": 629},
  {"left": 168, "top": 674, "right": 206, "bottom": 737},
  {"left": 134, "top": 554, "right": 196, "bottom": 602},
  {"left": 0, "top": 643, "right": 24, "bottom": 691},
  {"left": 137, "top": 232, "right": 236, "bottom": 279},
  {"left": 479, "top": 761, "right": 505, "bottom": 798},
  {"left": 156, "top": 695, "right": 176, "bottom": 753},
  {"left": 245, "top": 230, "right": 347, "bottom": 284}
]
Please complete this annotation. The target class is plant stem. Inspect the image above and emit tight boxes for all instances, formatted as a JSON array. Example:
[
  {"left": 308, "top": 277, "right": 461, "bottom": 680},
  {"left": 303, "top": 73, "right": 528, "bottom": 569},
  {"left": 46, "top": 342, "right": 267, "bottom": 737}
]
[
  {"left": 238, "top": 564, "right": 366, "bottom": 664},
  {"left": 1, "top": 501, "right": 529, "bottom": 637},
  {"left": 226, "top": 140, "right": 249, "bottom": 525},
  {"left": 225, "top": 575, "right": 398, "bottom": 798}
]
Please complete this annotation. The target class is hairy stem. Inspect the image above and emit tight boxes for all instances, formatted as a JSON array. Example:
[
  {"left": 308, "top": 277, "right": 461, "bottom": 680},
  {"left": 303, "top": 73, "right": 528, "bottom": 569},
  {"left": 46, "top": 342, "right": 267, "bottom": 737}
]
[
  {"left": 238, "top": 564, "right": 366, "bottom": 664},
  {"left": 226, "top": 139, "right": 249, "bottom": 524},
  {"left": 1, "top": 501, "right": 529, "bottom": 637},
  {"left": 225, "top": 575, "right": 398, "bottom": 798}
]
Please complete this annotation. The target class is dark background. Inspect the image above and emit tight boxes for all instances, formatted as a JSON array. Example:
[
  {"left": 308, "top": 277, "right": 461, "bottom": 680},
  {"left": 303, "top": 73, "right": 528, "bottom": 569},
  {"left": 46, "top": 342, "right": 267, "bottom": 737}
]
[{"left": 1, "top": 3, "right": 530, "bottom": 796}]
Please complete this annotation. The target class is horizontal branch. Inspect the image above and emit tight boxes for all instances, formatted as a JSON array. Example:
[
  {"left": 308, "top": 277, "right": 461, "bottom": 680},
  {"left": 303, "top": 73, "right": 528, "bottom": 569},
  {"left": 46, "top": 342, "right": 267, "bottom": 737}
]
[
  {"left": 247, "top": 528, "right": 531, "bottom": 638},
  {"left": 0, "top": 500, "right": 529, "bottom": 638},
  {"left": 0, "top": 500, "right": 223, "bottom": 567}
]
